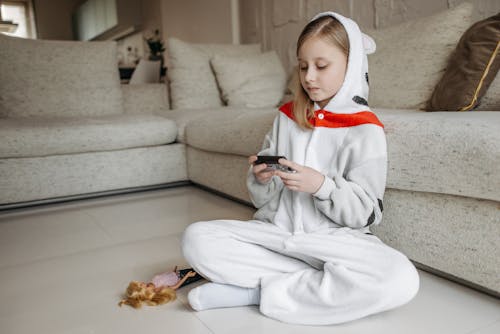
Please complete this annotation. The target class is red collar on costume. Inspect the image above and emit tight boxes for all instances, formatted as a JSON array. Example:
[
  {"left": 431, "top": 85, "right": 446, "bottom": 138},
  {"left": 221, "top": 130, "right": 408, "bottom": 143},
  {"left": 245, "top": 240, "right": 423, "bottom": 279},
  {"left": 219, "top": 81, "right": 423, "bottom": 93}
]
[{"left": 279, "top": 102, "right": 384, "bottom": 129}]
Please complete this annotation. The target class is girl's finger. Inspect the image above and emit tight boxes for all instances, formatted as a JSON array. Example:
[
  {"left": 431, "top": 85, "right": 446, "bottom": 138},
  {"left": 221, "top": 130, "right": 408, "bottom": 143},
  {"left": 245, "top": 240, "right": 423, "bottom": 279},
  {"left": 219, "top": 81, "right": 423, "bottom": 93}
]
[
  {"left": 253, "top": 163, "right": 268, "bottom": 173},
  {"left": 276, "top": 170, "right": 300, "bottom": 180},
  {"left": 278, "top": 158, "right": 301, "bottom": 171},
  {"left": 283, "top": 179, "right": 299, "bottom": 186},
  {"left": 248, "top": 155, "right": 257, "bottom": 164}
]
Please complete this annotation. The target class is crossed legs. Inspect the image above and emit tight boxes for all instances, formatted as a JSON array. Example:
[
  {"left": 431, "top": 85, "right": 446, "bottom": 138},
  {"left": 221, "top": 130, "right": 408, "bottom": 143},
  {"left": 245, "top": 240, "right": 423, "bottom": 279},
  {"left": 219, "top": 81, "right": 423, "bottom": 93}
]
[{"left": 181, "top": 219, "right": 419, "bottom": 325}]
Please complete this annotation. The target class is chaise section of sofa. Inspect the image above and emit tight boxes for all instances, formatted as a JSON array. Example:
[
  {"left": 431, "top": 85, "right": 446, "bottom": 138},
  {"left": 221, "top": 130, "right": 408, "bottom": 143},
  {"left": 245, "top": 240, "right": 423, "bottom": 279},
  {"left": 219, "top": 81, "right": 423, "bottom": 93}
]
[
  {"left": 180, "top": 106, "right": 500, "bottom": 296},
  {"left": 372, "top": 109, "right": 500, "bottom": 296}
]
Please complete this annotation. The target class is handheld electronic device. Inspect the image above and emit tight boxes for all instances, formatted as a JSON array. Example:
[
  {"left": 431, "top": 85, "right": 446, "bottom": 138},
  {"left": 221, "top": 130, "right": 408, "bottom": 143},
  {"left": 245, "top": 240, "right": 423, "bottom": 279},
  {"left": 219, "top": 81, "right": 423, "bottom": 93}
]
[{"left": 254, "top": 155, "right": 295, "bottom": 173}]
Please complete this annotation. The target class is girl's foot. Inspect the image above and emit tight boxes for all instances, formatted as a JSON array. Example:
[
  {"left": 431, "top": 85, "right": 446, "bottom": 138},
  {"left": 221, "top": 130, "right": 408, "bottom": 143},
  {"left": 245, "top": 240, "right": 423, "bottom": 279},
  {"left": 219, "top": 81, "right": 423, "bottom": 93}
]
[{"left": 188, "top": 282, "right": 260, "bottom": 311}]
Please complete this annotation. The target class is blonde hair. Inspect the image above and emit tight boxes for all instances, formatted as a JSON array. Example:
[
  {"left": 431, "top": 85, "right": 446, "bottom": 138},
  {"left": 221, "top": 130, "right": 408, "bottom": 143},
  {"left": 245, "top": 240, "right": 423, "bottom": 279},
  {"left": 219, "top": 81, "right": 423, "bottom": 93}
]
[
  {"left": 118, "top": 281, "right": 177, "bottom": 308},
  {"left": 293, "top": 15, "right": 349, "bottom": 130}
]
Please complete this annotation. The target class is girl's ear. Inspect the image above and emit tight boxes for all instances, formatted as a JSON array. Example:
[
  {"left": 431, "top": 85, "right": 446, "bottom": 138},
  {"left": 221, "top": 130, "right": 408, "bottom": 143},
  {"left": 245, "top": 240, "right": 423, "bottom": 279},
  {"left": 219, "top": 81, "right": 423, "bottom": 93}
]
[{"left": 362, "top": 33, "right": 376, "bottom": 54}]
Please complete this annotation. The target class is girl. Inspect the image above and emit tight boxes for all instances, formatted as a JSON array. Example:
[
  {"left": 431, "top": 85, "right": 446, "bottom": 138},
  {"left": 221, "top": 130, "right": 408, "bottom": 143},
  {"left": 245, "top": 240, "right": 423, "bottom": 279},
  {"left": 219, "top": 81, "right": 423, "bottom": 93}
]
[{"left": 181, "top": 12, "right": 419, "bottom": 325}]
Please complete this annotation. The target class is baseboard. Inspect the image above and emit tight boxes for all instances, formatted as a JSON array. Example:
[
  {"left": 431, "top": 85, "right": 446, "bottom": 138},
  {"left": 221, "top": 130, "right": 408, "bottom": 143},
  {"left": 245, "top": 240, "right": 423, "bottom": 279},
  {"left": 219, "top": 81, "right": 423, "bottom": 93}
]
[
  {"left": 0, "top": 181, "right": 191, "bottom": 212},
  {"left": 0, "top": 181, "right": 250, "bottom": 212},
  {"left": 191, "top": 182, "right": 254, "bottom": 208},
  {"left": 411, "top": 261, "right": 499, "bottom": 299}
]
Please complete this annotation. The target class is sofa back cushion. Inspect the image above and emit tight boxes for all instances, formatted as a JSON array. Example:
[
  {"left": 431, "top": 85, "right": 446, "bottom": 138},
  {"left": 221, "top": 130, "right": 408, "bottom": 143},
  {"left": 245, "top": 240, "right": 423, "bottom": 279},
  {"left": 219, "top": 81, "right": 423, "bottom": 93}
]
[
  {"left": 210, "top": 51, "right": 287, "bottom": 108},
  {"left": 167, "top": 37, "right": 261, "bottom": 109},
  {"left": 367, "top": 2, "right": 474, "bottom": 110},
  {"left": 121, "top": 83, "right": 170, "bottom": 114},
  {"left": 184, "top": 107, "right": 277, "bottom": 157},
  {"left": 0, "top": 35, "right": 123, "bottom": 118}
]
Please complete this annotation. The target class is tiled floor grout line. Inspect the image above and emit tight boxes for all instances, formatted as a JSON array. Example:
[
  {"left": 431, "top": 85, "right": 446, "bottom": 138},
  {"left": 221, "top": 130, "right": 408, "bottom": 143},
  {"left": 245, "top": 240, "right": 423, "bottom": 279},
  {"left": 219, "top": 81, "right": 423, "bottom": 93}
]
[
  {"left": 465, "top": 317, "right": 500, "bottom": 334},
  {"left": 0, "top": 232, "right": 184, "bottom": 272},
  {"left": 178, "top": 295, "right": 217, "bottom": 334},
  {"left": 82, "top": 210, "right": 115, "bottom": 240},
  {"left": 191, "top": 312, "right": 218, "bottom": 334}
]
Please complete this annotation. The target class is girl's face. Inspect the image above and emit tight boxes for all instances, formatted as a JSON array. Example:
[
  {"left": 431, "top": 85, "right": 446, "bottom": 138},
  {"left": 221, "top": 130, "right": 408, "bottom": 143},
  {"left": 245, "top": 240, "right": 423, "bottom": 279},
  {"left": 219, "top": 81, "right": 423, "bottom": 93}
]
[{"left": 298, "top": 36, "right": 348, "bottom": 109}]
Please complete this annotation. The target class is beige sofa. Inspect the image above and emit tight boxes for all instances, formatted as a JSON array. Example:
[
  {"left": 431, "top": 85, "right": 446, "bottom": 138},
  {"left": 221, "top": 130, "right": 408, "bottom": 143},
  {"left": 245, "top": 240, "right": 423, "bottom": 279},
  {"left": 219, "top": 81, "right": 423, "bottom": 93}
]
[{"left": 0, "top": 3, "right": 498, "bottom": 299}]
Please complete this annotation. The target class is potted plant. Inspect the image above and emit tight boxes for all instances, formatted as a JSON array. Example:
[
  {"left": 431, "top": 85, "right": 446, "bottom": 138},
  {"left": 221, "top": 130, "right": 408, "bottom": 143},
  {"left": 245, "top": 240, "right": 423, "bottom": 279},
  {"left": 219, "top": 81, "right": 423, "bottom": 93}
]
[{"left": 145, "top": 29, "right": 165, "bottom": 62}]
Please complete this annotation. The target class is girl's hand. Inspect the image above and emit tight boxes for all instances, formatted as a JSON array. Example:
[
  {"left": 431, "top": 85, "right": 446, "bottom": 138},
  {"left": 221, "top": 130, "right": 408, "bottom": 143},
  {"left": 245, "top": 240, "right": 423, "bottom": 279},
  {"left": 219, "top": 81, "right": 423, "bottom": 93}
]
[
  {"left": 249, "top": 155, "right": 276, "bottom": 184},
  {"left": 275, "top": 158, "right": 325, "bottom": 194}
]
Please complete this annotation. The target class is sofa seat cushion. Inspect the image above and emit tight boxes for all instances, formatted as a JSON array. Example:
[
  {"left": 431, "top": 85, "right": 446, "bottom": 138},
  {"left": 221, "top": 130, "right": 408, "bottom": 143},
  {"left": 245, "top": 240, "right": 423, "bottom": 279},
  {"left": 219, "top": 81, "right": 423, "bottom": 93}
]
[
  {"left": 378, "top": 109, "right": 499, "bottom": 202},
  {"left": 0, "top": 114, "right": 177, "bottom": 158},
  {"left": 163, "top": 107, "right": 264, "bottom": 143},
  {"left": 184, "top": 107, "right": 277, "bottom": 157},
  {"left": 185, "top": 107, "right": 500, "bottom": 202}
]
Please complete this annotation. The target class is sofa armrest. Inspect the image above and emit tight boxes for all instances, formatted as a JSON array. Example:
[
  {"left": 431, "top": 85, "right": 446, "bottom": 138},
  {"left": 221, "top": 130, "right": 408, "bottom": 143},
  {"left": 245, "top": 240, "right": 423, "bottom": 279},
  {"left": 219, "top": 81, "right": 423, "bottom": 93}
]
[{"left": 121, "top": 83, "right": 170, "bottom": 114}]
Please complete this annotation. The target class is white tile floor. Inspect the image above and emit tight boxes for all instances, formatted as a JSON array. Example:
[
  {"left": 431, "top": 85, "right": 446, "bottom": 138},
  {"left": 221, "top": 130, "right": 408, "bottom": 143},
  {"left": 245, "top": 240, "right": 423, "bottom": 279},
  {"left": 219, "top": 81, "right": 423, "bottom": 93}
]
[{"left": 0, "top": 186, "right": 498, "bottom": 334}]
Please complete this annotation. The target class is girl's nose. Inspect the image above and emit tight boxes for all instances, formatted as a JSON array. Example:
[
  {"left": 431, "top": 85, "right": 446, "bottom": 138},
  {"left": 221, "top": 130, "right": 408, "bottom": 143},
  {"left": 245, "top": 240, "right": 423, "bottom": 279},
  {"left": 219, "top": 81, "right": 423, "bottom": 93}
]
[{"left": 305, "top": 68, "right": 316, "bottom": 83}]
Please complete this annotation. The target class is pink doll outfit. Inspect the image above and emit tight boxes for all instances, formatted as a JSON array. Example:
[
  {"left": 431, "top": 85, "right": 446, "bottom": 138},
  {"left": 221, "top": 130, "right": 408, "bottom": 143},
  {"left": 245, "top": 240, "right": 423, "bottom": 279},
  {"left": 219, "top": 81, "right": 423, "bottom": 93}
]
[{"left": 152, "top": 271, "right": 180, "bottom": 287}]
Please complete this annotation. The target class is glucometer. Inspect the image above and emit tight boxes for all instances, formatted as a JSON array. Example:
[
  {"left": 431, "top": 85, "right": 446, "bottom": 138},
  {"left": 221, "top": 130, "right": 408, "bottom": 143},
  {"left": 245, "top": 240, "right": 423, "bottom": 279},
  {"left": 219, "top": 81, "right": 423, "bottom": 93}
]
[{"left": 254, "top": 155, "right": 296, "bottom": 173}]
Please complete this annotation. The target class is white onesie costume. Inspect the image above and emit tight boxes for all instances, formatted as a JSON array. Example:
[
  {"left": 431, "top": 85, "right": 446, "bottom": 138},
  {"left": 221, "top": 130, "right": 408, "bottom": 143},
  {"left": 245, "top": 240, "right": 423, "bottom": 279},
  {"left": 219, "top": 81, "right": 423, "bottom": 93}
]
[{"left": 182, "top": 12, "right": 419, "bottom": 325}]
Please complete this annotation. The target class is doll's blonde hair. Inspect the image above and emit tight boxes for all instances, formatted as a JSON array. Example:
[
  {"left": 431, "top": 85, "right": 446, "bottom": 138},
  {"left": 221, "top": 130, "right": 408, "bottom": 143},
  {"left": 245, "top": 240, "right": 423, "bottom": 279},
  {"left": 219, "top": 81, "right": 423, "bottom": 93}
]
[
  {"left": 293, "top": 15, "right": 349, "bottom": 130},
  {"left": 118, "top": 281, "right": 176, "bottom": 308}
]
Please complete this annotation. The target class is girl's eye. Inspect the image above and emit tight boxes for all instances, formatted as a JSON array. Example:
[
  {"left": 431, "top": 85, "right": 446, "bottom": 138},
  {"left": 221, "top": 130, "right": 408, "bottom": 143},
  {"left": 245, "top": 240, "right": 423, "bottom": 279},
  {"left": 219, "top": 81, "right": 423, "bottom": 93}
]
[
  {"left": 299, "top": 67, "right": 307, "bottom": 71},
  {"left": 317, "top": 65, "right": 328, "bottom": 70}
]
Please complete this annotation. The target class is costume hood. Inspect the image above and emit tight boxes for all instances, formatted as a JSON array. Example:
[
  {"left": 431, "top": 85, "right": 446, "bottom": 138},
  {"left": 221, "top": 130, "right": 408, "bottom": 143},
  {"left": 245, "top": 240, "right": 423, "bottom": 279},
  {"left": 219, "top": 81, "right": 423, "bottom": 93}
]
[{"left": 310, "top": 12, "right": 376, "bottom": 114}]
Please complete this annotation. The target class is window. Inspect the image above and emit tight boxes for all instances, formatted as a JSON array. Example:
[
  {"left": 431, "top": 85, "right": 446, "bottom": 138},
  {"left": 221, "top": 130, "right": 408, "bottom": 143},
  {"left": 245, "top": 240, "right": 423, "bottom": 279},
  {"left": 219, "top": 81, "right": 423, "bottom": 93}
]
[{"left": 0, "top": 0, "right": 37, "bottom": 38}]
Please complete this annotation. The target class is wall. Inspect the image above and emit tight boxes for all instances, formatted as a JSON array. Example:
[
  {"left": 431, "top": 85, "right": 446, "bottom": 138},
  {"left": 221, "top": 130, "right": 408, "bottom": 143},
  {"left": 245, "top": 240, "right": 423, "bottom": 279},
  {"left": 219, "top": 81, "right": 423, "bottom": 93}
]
[
  {"left": 115, "top": 0, "right": 162, "bottom": 66},
  {"left": 34, "top": 0, "right": 235, "bottom": 66},
  {"left": 33, "top": 0, "right": 235, "bottom": 44},
  {"left": 240, "top": 0, "right": 500, "bottom": 74},
  {"left": 160, "top": 0, "right": 233, "bottom": 43},
  {"left": 116, "top": 0, "right": 237, "bottom": 65},
  {"left": 140, "top": 0, "right": 161, "bottom": 34},
  {"left": 115, "top": 0, "right": 236, "bottom": 66},
  {"left": 35, "top": 0, "right": 152, "bottom": 41},
  {"left": 33, "top": 0, "right": 81, "bottom": 40},
  {"left": 33, "top": 0, "right": 161, "bottom": 64}
]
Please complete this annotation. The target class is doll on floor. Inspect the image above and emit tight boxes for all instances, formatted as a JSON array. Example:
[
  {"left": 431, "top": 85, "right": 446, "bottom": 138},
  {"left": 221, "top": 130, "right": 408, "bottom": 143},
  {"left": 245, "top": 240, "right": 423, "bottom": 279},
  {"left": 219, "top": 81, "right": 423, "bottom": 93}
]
[{"left": 118, "top": 266, "right": 203, "bottom": 308}]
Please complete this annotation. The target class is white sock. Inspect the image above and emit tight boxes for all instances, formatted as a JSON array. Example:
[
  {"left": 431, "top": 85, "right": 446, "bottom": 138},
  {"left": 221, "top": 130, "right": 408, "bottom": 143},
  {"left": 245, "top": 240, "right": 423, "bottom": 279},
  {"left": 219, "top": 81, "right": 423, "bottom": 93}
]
[{"left": 188, "top": 282, "right": 260, "bottom": 311}]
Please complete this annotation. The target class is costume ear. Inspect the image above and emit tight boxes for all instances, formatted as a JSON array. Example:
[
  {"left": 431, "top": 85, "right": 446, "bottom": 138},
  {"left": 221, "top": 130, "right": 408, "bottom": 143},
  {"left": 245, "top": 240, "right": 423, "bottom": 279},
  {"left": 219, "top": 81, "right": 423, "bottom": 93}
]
[{"left": 362, "top": 33, "right": 376, "bottom": 54}]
